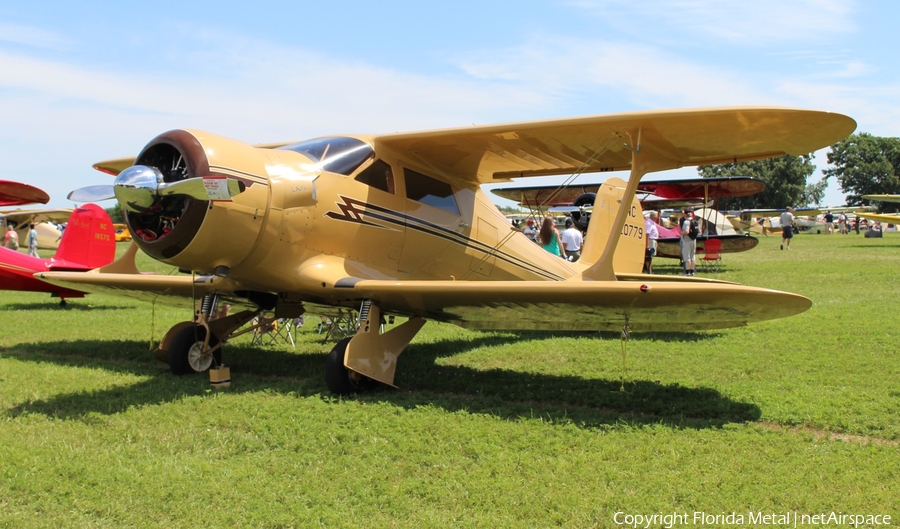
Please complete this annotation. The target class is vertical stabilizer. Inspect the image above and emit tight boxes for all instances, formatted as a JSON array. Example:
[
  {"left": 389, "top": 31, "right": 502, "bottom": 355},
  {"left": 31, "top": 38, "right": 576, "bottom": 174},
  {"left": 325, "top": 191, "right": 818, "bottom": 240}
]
[
  {"left": 576, "top": 177, "right": 645, "bottom": 279},
  {"left": 53, "top": 204, "right": 116, "bottom": 269}
]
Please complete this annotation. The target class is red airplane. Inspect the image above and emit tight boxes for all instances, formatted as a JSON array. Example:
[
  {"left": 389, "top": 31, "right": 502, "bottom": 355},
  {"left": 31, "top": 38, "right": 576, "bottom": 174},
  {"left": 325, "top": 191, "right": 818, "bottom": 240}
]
[
  {"left": 0, "top": 180, "right": 50, "bottom": 207},
  {"left": 0, "top": 203, "right": 116, "bottom": 306}
]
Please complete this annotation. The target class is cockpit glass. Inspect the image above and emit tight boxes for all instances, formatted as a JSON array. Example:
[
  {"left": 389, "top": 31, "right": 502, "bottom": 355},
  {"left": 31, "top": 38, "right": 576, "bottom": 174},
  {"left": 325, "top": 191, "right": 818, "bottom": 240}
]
[{"left": 277, "top": 137, "right": 373, "bottom": 176}]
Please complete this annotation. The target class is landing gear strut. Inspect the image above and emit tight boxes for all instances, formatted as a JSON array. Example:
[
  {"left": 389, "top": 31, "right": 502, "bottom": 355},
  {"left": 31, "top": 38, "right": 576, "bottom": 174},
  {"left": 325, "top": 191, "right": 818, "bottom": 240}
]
[{"left": 324, "top": 301, "right": 426, "bottom": 395}]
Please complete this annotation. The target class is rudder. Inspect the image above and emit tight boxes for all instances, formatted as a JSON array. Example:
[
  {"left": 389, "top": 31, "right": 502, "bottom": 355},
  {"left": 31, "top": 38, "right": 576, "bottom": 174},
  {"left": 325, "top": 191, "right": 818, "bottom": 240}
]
[
  {"left": 54, "top": 204, "right": 116, "bottom": 269},
  {"left": 577, "top": 177, "right": 645, "bottom": 278}
]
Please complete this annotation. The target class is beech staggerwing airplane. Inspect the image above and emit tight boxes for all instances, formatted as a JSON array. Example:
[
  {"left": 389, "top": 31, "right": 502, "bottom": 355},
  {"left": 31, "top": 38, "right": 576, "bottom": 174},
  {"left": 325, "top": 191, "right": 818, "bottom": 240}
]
[{"left": 44, "top": 107, "right": 855, "bottom": 393}]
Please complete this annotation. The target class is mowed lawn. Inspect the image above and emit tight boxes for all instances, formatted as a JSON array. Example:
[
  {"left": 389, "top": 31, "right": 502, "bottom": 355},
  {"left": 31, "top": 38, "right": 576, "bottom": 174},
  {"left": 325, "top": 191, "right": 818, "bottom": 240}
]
[{"left": 0, "top": 232, "right": 898, "bottom": 528}]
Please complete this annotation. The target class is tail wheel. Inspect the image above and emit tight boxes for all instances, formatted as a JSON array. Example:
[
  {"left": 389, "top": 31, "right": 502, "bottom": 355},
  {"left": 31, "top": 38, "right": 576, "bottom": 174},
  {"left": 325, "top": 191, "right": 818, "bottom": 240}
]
[
  {"left": 169, "top": 325, "right": 222, "bottom": 375},
  {"left": 571, "top": 192, "right": 596, "bottom": 231},
  {"left": 325, "top": 338, "right": 375, "bottom": 394}
]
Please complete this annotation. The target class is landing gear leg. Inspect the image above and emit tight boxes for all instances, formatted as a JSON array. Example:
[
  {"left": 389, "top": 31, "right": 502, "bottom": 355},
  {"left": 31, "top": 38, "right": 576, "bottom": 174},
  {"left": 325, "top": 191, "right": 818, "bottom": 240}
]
[{"left": 325, "top": 302, "right": 425, "bottom": 394}]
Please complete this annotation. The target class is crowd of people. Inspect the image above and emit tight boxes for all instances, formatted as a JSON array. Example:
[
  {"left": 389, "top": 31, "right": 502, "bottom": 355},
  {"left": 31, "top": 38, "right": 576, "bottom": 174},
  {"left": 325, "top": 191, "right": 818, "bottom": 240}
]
[{"left": 510, "top": 203, "right": 890, "bottom": 275}]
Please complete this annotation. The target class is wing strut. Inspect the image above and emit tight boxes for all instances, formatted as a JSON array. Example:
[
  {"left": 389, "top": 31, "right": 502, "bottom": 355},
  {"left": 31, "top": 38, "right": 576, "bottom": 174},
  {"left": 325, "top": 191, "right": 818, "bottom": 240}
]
[{"left": 579, "top": 128, "right": 677, "bottom": 281}]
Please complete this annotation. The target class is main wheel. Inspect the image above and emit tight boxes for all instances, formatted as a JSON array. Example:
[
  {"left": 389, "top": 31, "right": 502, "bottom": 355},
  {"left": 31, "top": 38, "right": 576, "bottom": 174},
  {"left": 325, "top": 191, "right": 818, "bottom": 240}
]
[
  {"left": 168, "top": 325, "right": 222, "bottom": 375},
  {"left": 325, "top": 338, "right": 375, "bottom": 394}
]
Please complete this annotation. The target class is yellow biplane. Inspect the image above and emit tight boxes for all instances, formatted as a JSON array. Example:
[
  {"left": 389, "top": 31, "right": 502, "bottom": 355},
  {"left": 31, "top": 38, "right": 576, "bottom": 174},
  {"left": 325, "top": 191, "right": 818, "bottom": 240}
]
[{"left": 44, "top": 107, "right": 855, "bottom": 393}]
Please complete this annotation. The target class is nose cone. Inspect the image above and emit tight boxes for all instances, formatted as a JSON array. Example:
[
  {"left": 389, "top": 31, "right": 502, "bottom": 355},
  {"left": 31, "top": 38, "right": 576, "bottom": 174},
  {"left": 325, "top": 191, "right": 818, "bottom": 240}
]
[{"left": 114, "top": 165, "right": 164, "bottom": 213}]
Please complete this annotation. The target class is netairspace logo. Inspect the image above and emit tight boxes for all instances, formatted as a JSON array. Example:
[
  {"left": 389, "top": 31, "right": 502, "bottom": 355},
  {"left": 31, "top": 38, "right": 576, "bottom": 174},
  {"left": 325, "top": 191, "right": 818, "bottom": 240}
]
[{"left": 613, "top": 511, "right": 893, "bottom": 528}]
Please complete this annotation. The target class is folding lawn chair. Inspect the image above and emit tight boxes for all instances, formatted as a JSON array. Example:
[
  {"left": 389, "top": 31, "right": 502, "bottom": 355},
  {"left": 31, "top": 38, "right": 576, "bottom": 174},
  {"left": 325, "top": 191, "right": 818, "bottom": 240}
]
[
  {"left": 699, "top": 238, "right": 722, "bottom": 273},
  {"left": 251, "top": 316, "right": 299, "bottom": 347}
]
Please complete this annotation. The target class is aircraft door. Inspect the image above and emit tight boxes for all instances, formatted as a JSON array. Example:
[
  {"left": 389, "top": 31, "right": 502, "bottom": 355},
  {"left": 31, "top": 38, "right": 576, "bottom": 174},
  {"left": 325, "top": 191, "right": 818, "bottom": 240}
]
[
  {"left": 306, "top": 161, "right": 406, "bottom": 270},
  {"left": 398, "top": 167, "right": 470, "bottom": 277}
]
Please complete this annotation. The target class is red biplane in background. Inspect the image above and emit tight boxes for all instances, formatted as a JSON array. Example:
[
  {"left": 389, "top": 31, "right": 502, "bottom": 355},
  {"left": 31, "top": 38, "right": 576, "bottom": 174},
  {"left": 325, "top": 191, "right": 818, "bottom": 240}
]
[
  {"left": 0, "top": 180, "right": 116, "bottom": 306},
  {"left": 491, "top": 176, "right": 764, "bottom": 259},
  {"left": 0, "top": 180, "right": 50, "bottom": 207},
  {"left": 1, "top": 178, "right": 73, "bottom": 250}
]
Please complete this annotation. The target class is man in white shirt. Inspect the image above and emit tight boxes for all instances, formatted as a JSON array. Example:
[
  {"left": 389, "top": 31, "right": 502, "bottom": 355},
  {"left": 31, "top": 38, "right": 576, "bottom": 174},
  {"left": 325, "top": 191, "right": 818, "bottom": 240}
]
[
  {"left": 560, "top": 219, "right": 584, "bottom": 262},
  {"left": 680, "top": 207, "right": 697, "bottom": 276},
  {"left": 643, "top": 211, "right": 659, "bottom": 273},
  {"left": 780, "top": 207, "right": 795, "bottom": 250}
]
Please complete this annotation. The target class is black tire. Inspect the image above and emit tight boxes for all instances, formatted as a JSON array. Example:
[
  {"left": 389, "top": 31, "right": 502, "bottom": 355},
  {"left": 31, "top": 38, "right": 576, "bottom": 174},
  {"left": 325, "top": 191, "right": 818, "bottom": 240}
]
[
  {"left": 168, "top": 325, "right": 222, "bottom": 375},
  {"left": 325, "top": 338, "right": 375, "bottom": 394},
  {"left": 570, "top": 192, "right": 596, "bottom": 231}
]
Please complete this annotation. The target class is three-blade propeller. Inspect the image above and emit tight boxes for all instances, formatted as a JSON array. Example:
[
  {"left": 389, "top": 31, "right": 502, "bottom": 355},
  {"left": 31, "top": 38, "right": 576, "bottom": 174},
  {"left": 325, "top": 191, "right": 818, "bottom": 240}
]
[{"left": 67, "top": 165, "right": 245, "bottom": 212}]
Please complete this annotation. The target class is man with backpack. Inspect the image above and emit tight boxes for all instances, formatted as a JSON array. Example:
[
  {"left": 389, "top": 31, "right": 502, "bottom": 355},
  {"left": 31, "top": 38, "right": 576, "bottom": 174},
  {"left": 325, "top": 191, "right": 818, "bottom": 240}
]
[
  {"left": 680, "top": 207, "right": 698, "bottom": 276},
  {"left": 3, "top": 224, "right": 18, "bottom": 250}
]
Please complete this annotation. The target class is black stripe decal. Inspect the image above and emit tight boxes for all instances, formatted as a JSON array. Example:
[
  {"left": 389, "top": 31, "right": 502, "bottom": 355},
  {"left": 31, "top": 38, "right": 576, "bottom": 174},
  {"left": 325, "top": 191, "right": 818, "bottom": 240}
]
[{"left": 326, "top": 196, "right": 565, "bottom": 281}]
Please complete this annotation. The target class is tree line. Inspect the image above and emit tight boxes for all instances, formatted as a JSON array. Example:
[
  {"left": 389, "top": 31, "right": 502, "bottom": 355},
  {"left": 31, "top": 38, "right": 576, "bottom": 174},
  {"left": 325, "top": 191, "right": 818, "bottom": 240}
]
[{"left": 699, "top": 133, "right": 900, "bottom": 212}]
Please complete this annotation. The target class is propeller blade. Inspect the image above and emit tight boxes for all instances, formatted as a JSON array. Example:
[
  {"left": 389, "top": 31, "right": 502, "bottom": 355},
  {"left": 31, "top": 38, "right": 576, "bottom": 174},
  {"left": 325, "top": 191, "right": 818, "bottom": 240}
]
[
  {"left": 158, "top": 177, "right": 246, "bottom": 201},
  {"left": 68, "top": 185, "right": 116, "bottom": 202}
]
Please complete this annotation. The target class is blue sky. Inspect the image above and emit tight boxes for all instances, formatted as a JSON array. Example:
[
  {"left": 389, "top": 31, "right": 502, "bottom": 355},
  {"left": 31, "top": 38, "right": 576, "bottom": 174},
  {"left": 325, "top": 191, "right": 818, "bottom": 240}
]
[{"left": 1, "top": 0, "right": 897, "bottom": 208}]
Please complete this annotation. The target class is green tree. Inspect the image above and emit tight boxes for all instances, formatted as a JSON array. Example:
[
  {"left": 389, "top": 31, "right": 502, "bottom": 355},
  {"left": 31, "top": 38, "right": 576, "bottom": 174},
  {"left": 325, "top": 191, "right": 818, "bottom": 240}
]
[
  {"left": 105, "top": 203, "right": 124, "bottom": 223},
  {"left": 698, "top": 154, "right": 821, "bottom": 209},
  {"left": 823, "top": 133, "right": 900, "bottom": 212}
]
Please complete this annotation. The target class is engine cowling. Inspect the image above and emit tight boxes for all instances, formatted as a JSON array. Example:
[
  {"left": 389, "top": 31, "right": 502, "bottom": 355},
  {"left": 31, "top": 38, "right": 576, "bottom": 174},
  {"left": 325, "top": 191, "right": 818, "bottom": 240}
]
[{"left": 122, "top": 130, "right": 311, "bottom": 274}]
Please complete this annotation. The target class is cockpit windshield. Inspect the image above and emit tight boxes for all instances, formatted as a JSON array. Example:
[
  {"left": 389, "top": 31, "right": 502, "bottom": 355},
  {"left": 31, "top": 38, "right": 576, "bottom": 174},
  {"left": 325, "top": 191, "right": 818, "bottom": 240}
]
[{"left": 277, "top": 137, "right": 373, "bottom": 176}]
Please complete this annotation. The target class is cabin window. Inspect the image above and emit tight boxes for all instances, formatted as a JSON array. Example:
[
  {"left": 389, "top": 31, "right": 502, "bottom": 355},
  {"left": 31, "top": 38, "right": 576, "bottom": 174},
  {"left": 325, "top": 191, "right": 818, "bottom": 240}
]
[
  {"left": 354, "top": 159, "right": 394, "bottom": 194},
  {"left": 277, "top": 137, "right": 373, "bottom": 176},
  {"left": 404, "top": 168, "right": 460, "bottom": 215}
]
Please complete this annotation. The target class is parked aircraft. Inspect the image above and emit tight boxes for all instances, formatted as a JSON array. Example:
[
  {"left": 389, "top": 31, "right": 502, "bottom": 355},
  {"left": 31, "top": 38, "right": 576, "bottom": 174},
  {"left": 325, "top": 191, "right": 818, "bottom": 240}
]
[
  {"left": 44, "top": 107, "right": 854, "bottom": 393},
  {"left": 857, "top": 195, "right": 900, "bottom": 226},
  {"left": 0, "top": 180, "right": 49, "bottom": 206},
  {"left": 0, "top": 204, "right": 116, "bottom": 306},
  {"left": 0, "top": 181, "right": 73, "bottom": 249},
  {"left": 493, "top": 177, "right": 763, "bottom": 259}
]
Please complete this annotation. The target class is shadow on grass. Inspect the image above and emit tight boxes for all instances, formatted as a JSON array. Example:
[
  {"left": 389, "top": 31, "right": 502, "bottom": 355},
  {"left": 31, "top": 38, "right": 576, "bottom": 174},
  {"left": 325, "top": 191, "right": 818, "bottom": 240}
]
[
  {"left": 2, "top": 334, "right": 759, "bottom": 430},
  {"left": 849, "top": 242, "right": 900, "bottom": 248}
]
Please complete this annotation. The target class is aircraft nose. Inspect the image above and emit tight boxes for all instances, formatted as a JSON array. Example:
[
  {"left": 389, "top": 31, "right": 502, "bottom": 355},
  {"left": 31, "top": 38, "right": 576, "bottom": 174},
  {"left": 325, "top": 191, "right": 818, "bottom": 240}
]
[{"left": 113, "top": 165, "right": 164, "bottom": 213}]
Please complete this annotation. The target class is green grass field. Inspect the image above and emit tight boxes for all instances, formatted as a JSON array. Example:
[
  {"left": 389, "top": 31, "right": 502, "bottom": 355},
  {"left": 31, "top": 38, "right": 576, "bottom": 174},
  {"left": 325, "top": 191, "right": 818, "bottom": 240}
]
[{"left": 1, "top": 232, "right": 898, "bottom": 528}]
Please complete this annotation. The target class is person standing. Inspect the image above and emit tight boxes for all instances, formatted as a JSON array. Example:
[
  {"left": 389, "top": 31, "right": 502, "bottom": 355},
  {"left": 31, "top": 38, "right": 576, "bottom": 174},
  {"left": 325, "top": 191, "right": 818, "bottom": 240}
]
[
  {"left": 680, "top": 208, "right": 697, "bottom": 276},
  {"left": 780, "top": 207, "right": 794, "bottom": 250},
  {"left": 538, "top": 215, "right": 567, "bottom": 260},
  {"left": 4, "top": 225, "right": 18, "bottom": 250},
  {"left": 824, "top": 210, "right": 834, "bottom": 234},
  {"left": 27, "top": 223, "right": 38, "bottom": 257},
  {"left": 560, "top": 218, "right": 583, "bottom": 262},
  {"left": 522, "top": 218, "right": 537, "bottom": 241},
  {"left": 643, "top": 211, "right": 659, "bottom": 273}
]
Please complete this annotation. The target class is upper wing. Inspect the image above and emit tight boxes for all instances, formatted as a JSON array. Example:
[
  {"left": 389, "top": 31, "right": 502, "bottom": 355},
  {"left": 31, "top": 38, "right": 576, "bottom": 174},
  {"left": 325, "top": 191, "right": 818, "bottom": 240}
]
[
  {"left": 739, "top": 208, "right": 821, "bottom": 220},
  {"left": 636, "top": 177, "right": 765, "bottom": 199},
  {"left": 0, "top": 181, "right": 50, "bottom": 207},
  {"left": 336, "top": 277, "right": 810, "bottom": 332},
  {"left": 856, "top": 212, "right": 900, "bottom": 224},
  {"left": 374, "top": 107, "right": 855, "bottom": 184},
  {"left": 490, "top": 184, "right": 601, "bottom": 206},
  {"left": 862, "top": 194, "right": 900, "bottom": 204}
]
